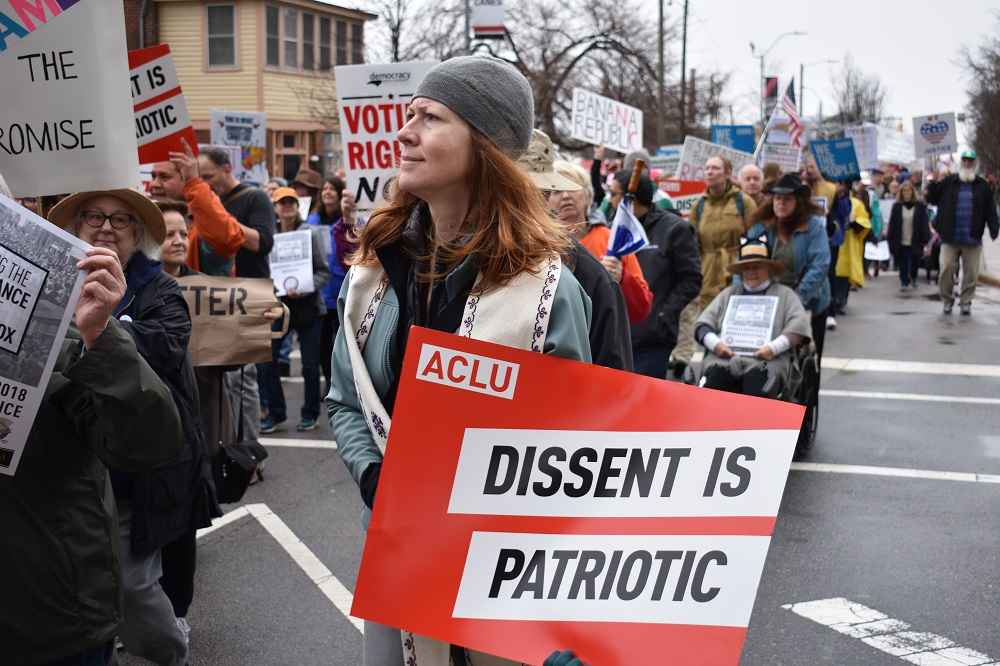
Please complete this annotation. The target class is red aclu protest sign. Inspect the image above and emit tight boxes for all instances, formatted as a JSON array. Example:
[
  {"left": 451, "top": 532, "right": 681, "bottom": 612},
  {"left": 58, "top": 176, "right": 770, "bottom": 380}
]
[
  {"left": 352, "top": 327, "right": 804, "bottom": 665},
  {"left": 128, "top": 45, "right": 197, "bottom": 165}
]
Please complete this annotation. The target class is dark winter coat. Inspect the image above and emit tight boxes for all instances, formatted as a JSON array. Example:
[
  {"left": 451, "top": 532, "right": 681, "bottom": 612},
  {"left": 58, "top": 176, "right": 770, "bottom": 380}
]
[
  {"left": 925, "top": 175, "right": 999, "bottom": 243},
  {"left": 629, "top": 207, "right": 702, "bottom": 352},
  {"left": 0, "top": 320, "right": 183, "bottom": 665},
  {"left": 567, "top": 239, "right": 633, "bottom": 371},
  {"left": 112, "top": 253, "right": 219, "bottom": 557},
  {"left": 887, "top": 202, "right": 932, "bottom": 256}
]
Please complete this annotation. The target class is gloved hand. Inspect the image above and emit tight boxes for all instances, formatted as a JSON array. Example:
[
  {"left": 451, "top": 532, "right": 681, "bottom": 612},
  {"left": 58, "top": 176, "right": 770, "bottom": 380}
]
[
  {"left": 360, "top": 462, "right": 381, "bottom": 510},
  {"left": 543, "top": 650, "right": 586, "bottom": 666}
]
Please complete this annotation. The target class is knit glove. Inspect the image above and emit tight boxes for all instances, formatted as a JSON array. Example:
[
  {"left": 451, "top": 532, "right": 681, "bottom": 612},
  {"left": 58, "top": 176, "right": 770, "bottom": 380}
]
[
  {"left": 543, "top": 650, "right": 586, "bottom": 666},
  {"left": 360, "top": 462, "right": 381, "bottom": 510}
]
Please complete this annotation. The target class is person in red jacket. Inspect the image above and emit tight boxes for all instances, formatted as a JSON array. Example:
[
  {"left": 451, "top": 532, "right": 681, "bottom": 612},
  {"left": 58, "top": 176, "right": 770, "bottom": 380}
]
[{"left": 551, "top": 160, "right": 653, "bottom": 323}]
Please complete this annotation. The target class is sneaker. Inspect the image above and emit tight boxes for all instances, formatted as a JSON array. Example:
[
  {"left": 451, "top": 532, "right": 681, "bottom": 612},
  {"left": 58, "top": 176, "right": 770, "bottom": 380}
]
[
  {"left": 826, "top": 316, "right": 837, "bottom": 330},
  {"left": 176, "top": 617, "right": 191, "bottom": 645},
  {"left": 296, "top": 417, "right": 318, "bottom": 432},
  {"left": 259, "top": 416, "right": 286, "bottom": 434},
  {"left": 943, "top": 302, "right": 954, "bottom": 315},
  {"left": 960, "top": 304, "right": 972, "bottom": 316}
]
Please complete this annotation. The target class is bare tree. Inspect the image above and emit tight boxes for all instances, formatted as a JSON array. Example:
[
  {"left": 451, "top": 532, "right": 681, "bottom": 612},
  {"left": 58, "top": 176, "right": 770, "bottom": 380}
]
[
  {"left": 299, "top": 0, "right": 734, "bottom": 151},
  {"left": 831, "top": 55, "right": 887, "bottom": 126},
  {"left": 961, "top": 13, "right": 1000, "bottom": 177}
]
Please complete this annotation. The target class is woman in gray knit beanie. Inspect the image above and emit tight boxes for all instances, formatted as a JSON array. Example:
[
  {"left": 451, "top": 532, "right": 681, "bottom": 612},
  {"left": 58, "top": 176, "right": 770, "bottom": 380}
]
[{"left": 328, "top": 55, "right": 594, "bottom": 666}]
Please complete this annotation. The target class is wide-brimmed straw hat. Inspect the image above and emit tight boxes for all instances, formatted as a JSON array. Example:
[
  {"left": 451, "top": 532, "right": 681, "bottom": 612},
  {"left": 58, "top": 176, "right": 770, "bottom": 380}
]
[
  {"left": 516, "top": 130, "right": 581, "bottom": 192},
  {"left": 726, "top": 236, "right": 785, "bottom": 274},
  {"left": 49, "top": 189, "right": 166, "bottom": 244}
]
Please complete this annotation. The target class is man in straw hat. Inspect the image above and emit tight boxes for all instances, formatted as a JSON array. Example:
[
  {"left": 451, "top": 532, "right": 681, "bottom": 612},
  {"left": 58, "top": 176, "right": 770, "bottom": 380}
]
[
  {"left": 694, "top": 235, "right": 811, "bottom": 398},
  {"left": 516, "top": 129, "right": 634, "bottom": 371}
]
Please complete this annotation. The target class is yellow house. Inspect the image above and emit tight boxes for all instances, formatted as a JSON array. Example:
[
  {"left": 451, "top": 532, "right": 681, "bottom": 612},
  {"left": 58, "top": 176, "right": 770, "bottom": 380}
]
[{"left": 139, "top": 0, "right": 375, "bottom": 180}]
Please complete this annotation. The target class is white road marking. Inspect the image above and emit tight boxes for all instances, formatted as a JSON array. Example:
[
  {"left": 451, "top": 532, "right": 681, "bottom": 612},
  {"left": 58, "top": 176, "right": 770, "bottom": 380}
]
[
  {"left": 791, "top": 462, "right": 1000, "bottom": 485},
  {"left": 260, "top": 437, "right": 339, "bottom": 450},
  {"left": 783, "top": 598, "right": 998, "bottom": 665},
  {"left": 821, "top": 357, "right": 1000, "bottom": 378},
  {"left": 820, "top": 389, "right": 1000, "bottom": 406},
  {"left": 197, "top": 503, "right": 362, "bottom": 633},
  {"left": 280, "top": 376, "right": 304, "bottom": 384}
]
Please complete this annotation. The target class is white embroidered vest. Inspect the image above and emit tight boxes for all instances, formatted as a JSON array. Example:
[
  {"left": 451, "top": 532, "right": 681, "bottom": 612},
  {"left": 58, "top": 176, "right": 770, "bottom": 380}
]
[{"left": 341, "top": 256, "right": 562, "bottom": 666}]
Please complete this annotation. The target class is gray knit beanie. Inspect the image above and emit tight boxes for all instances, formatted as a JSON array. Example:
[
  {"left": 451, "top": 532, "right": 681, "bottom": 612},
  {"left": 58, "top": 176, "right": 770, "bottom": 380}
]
[{"left": 414, "top": 55, "right": 534, "bottom": 157}]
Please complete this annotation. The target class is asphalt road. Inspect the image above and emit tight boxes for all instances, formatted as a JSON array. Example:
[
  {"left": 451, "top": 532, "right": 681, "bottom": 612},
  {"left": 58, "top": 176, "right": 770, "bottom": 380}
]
[{"left": 120, "top": 270, "right": 1000, "bottom": 666}]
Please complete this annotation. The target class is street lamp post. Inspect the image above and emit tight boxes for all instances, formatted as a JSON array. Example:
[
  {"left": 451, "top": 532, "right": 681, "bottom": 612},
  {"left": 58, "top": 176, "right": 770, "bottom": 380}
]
[
  {"left": 750, "top": 31, "right": 807, "bottom": 127},
  {"left": 800, "top": 59, "right": 839, "bottom": 117}
]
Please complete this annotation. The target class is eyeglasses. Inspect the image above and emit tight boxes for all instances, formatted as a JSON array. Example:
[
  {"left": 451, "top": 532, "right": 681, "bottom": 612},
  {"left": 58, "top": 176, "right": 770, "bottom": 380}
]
[{"left": 79, "top": 210, "right": 136, "bottom": 230}]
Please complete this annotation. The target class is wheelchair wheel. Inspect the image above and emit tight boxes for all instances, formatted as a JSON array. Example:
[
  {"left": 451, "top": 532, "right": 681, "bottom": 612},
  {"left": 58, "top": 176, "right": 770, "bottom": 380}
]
[{"left": 794, "top": 359, "right": 820, "bottom": 459}]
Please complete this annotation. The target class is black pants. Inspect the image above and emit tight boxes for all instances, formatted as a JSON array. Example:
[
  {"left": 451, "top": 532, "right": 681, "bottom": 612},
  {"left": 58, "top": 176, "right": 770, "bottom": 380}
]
[
  {"left": 895, "top": 249, "right": 919, "bottom": 286},
  {"left": 160, "top": 529, "right": 197, "bottom": 618},
  {"left": 811, "top": 310, "right": 828, "bottom": 364},
  {"left": 320, "top": 310, "right": 340, "bottom": 393},
  {"left": 703, "top": 364, "right": 779, "bottom": 399}
]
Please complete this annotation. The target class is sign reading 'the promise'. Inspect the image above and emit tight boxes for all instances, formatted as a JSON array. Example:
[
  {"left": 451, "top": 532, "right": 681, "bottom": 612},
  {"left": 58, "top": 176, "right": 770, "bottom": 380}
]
[{"left": 352, "top": 327, "right": 804, "bottom": 666}]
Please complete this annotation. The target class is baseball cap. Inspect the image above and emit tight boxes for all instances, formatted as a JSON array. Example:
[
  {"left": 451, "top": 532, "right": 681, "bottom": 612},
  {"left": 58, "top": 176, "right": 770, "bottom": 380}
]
[{"left": 960, "top": 149, "right": 977, "bottom": 161}]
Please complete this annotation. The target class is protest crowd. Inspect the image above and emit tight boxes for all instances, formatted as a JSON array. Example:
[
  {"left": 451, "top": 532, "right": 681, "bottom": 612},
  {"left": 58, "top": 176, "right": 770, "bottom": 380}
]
[{"left": 2, "top": 3, "right": 999, "bottom": 666}]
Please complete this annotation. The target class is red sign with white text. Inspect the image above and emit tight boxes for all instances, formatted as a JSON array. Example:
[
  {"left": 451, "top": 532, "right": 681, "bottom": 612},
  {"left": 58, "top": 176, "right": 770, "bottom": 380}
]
[
  {"left": 352, "top": 327, "right": 804, "bottom": 665},
  {"left": 660, "top": 178, "right": 707, "bottom": 219},
  {"left": 128, "top": 45, "right": 197, "bottom": 165}
]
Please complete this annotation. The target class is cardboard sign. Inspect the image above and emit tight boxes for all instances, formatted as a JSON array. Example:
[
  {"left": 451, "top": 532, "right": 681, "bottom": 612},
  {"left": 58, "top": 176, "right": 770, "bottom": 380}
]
[
  {"left": 470, "top": 0, "right": 504, "bottom": 39},
  {"left": 335, "top": 60, "right": 438, "bottom": 215},
  {"left": 210, "top": 110, "right": 267, "bottom": 183},
  {"left": 571, "top": 89, "right": 644, "bottom": 156},
  {"left": 175, "top": 275, "right": 284, "bottom": 367},
  {"left": 758, "top": 143, "right": 802, "bottom": 174},
  {"left": 844, "top": 124, "right": 878, "bottom": 171},
  {"left": 658, "top": 178, "right": 707, "bottom": 218},
  {"left": 128, "top": 44, "right": 196, "bottom": 165},
  {"left": 711, "top": 125, "right": 756, "bottom": 154},
  {"left": 352, "top": 327, "right": 803, "bottom": 665},
  {"left": 0, "top": 195, "right": 87, "bottom": 475},
  {"left": 912, "top": 112, "right": 957, "bottom": 159},
  {"left": 0, "top": 1, "right": 140, "bottom": 197},
  {"left": 675, "top": 136, "right": 755, "bottom": 181},
  {"left": 876, "top": 126, "right": 915, "bottom": 165},
  {"left": 810, "top": 139, "right": 860, "bottom": 183}
]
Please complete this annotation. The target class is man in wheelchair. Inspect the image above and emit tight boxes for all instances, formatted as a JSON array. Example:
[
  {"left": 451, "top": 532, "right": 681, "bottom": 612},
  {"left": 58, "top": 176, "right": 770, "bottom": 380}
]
[{"left": 694, "top": 235, "right": 811, "bottom": 399}]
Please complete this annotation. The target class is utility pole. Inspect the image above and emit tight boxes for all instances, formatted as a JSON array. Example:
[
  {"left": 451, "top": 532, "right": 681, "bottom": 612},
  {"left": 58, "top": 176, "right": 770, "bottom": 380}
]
[
  {"left": 464, "top": 0, "right": 471, "bottom": 54},
  {"left": 679, "top": 0, "right": 688, "bottom": 140},
  {"left": 656, "top": 0, "right": 665, "bottom": 148}
]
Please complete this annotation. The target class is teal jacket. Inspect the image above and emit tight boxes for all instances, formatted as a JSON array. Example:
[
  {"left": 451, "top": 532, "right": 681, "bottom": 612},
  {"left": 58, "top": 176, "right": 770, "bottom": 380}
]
[{"left": 327, "top": 263, "right": 592, "bottom": 519}]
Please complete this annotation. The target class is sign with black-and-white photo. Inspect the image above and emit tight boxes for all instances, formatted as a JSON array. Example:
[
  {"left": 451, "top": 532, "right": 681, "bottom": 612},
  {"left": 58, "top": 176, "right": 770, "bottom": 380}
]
[
  {"left": 0, "top": 195, "right": 87, "bottom": 475},
  {"left": 269, "top": 230, "right": 314, "bottom": 297}
]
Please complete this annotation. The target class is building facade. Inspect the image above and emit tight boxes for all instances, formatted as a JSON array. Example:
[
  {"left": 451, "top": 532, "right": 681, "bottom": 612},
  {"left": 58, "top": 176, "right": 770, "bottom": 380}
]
[{"left": 124, "top": 0, "right": 374, "bottom": 180}]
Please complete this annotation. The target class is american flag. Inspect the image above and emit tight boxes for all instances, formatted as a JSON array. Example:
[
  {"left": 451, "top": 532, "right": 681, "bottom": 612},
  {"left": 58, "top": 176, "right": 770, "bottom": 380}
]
[{"left": 782, "top": 79, "right": 804, "bottom": 148}]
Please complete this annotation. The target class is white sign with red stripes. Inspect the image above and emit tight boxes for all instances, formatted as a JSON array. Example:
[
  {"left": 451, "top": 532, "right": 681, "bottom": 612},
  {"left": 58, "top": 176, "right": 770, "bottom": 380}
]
[{"left": 128, "top": 45, "right": 197, "bottom": 165}]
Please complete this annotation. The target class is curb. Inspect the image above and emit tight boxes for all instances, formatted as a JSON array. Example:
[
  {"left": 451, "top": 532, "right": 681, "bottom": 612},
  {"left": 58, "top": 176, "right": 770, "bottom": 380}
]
[{"left": 980, "top": 272, "right": 1000, "bottom": 288}]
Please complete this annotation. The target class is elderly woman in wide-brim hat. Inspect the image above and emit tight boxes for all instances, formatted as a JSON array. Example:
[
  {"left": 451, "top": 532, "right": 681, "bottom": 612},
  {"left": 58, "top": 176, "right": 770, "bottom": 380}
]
[
  {"left": 693, "top": 236, "right": 811, "bottom": 398},
  {"left": 50, "top": 189, "right": 215, "bottom": 664}
]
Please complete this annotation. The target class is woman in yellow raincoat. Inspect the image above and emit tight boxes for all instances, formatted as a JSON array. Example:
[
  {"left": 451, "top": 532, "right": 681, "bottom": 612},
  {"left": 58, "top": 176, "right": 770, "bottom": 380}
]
[{"left": 836, "top": 181, "right": 872, "bottom": 291}]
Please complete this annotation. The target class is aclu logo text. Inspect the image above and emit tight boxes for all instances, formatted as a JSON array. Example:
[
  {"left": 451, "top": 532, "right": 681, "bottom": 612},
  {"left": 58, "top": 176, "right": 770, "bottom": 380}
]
[{"left": 416, "top": 344, "right": 519, "bottom": 400}]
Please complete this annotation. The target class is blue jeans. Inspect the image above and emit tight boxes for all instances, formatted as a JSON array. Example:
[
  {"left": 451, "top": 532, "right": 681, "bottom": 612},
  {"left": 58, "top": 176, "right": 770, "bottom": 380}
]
[
  {"left": 633, "top": 346, "right": 669, "bottom": 379},
  {"left": 895, "top": 248, "right": 918, "bottom": 286},
  {"left": 41, "top": 644, "right": 113, "bottom": 666},
  {"left": 258, "top": 317, "right": 322, "bottom": 422}
]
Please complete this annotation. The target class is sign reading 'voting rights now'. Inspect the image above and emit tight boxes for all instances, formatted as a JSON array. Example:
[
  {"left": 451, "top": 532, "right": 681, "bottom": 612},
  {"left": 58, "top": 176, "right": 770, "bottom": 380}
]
[{"left": 353, "top": 327, "right": 804, "bottom": 665}]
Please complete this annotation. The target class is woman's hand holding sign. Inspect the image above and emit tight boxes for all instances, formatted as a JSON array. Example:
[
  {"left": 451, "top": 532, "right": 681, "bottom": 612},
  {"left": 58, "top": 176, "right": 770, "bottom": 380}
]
[{"left": 75, "top": 247, "right": 127, "bottom": 348}]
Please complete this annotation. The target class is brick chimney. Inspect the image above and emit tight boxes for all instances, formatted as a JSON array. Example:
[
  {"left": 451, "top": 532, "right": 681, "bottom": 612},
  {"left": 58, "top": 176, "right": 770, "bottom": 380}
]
[{"left": 122, "top": 0, "right": 158, "bottom": 51}]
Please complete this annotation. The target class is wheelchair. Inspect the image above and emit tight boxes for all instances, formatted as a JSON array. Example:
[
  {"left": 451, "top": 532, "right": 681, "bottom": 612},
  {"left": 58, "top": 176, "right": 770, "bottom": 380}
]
[{"left": 683, "top": 342, "right": 820, "bottom": 458}]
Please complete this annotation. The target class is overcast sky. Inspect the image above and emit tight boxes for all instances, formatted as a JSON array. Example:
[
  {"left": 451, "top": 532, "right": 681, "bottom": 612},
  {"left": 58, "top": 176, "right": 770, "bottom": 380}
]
[{"left": 677, "top": 0, "right": 997, "bottom": 136}]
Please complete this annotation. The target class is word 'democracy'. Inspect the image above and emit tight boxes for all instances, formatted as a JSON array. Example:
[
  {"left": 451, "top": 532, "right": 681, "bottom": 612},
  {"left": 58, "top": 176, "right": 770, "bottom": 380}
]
[{"left": 570, "top": 88, "right": 643, "bottom": 155}]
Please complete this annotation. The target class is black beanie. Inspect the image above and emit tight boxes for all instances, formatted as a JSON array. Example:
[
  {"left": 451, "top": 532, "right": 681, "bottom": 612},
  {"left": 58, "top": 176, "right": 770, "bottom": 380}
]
[{"left": 613, "top": 170, "right": 655, "bottom": 206}]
